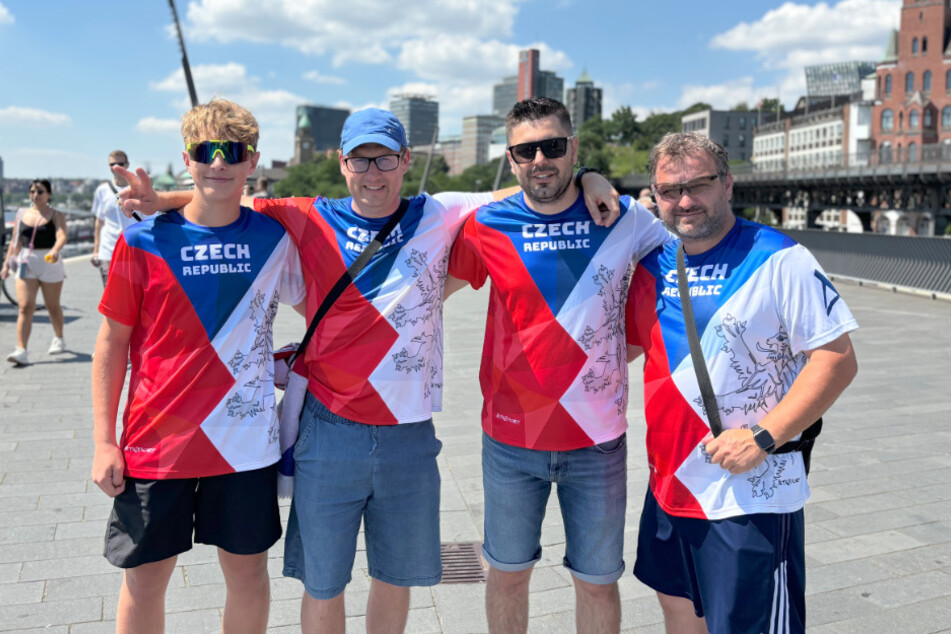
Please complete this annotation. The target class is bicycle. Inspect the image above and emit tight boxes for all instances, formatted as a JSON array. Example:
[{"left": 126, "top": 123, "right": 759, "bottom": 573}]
[{"left": 1, "top": 190, "right": 17, "bottom": 306}]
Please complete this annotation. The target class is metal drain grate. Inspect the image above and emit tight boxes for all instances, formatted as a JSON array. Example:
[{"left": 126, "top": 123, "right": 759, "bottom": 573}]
[{"left": 440, "top": 541, "right": 488, "bottom": 583}]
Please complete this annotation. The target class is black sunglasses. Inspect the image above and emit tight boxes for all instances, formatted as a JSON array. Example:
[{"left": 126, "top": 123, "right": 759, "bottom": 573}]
[{"left": 508, "top": 136, "right": 573, "bottom": 164}]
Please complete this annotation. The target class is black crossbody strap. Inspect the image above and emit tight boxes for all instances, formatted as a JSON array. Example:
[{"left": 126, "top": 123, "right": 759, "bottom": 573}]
[
  {"left": 677, "top": 242, "right": 821, "bottom": 466},
  {"left": 287, "top": 198, "right": 410, "bottom": 369},
  {"left": 677, "top": 243, "right": 724, "bottom": 437}
]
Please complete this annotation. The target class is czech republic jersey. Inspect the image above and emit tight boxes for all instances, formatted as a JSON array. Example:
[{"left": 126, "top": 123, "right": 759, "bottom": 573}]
[
  {"left": 626, "top": 218, "right": 858, "bottom": 520},
  {"left": 255, "top": 192, "right": 492, "bottom": 425},
  {"left": 100, "top": 208, "right": 305, "bottom": 479},
  {"left": 448, "top": 193, "right": 670, "bottom": 450}
]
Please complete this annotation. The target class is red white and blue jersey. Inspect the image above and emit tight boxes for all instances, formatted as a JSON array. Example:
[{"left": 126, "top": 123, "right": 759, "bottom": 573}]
[
  {"left": 100, "top": 207, "right": 306, "bottom": 479},
  {"left": 449, "top": 193, "right": 670, "bottom": 450},
  {"left": 626, "top": 218, "right": 858, "bottom": 520},
  {"left": 255, "top": 192, "right": 492, "bottom": 425}
]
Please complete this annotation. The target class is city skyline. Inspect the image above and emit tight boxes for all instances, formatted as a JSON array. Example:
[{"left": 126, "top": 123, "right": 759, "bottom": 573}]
[{"left": 0, "top": 0, "right": 900, "bottom": 179}]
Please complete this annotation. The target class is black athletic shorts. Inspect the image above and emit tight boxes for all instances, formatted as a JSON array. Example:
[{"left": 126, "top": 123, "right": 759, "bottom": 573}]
[{"left": 104, "top": 463, "right": 281, "bottom": 569}]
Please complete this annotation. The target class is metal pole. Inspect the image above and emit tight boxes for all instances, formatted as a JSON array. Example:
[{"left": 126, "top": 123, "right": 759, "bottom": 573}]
[
  {"left": 168, "top": 0, "right": 199, "bottom": 108},
  {"left": 417, "top": 124, "right": 439, "bottom": 195}
]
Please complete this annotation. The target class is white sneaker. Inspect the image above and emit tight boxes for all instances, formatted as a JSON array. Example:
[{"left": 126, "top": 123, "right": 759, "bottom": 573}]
[
  {"left": 6, "top": 348, "right": 29, "bottom": 366},
  {"left": 48, "top": 337, "right": 66, "bottom": 354}
]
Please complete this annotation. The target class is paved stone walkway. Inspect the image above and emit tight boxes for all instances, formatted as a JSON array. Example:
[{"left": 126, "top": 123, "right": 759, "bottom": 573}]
[{"left": 1, "top": 259, "right": 949, "bottom": 632}]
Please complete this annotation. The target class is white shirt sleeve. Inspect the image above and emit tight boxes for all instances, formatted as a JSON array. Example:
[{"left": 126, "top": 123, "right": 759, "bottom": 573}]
[
  {"left": 279, "top": 239, "right": 307, "bottom": 307},
  {"left": 771, "top": 245, "right": 858, "bottom": 354},
  {"left": 431, "top": 191, "right": 495, "bottom": 233},
  {"left": 630, "top": 200, "right": 675, "bottom": 261}
]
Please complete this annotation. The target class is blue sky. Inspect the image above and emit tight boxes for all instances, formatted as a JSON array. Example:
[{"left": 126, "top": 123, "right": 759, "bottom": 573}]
[{"left": 0, "top": 0, "right": 900, "bottom": 179}]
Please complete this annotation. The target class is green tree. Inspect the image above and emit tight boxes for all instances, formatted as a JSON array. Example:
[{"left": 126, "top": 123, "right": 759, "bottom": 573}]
[
  {"left": 758, "top": 97, "right": 785, "bottom": 115},
  {"left": 681, "top": 102, "right": 713, "bottom": 116},
  {"left": 273, "top": 155, "right": 349, "bottom": 198},
  {"left": 576, "top": 115, "right": 613, "bottom": 173},
  {"left": 732, "top": 102, "right": 750, "bottom": 111},
  {"left": 608, "top": 106, "right": 641, "bottom": 173},
  {"left": 637, "top": 111, "right": 682, "bottom": 149},
  {"left": 609, "top": 106, "right": 640, "bottom": 145}
]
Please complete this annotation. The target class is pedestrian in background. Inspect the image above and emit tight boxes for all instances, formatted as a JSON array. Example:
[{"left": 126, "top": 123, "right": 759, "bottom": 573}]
[{"left": 2, "top": 179, "right": 68, "bottom": 366}]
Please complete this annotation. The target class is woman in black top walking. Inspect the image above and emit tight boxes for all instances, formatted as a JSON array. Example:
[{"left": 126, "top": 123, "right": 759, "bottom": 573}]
[{"left": 1, "top": 179, "right": 68, "bottom": 366}]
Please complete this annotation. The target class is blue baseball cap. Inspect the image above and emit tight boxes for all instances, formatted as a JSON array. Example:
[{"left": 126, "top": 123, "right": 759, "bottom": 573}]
[{"left": 340, "top": 108, "right": 408, "bottom": 156}]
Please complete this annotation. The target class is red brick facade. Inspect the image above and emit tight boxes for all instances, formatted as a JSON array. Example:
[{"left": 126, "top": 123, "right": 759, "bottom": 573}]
[{"left": 872, "top": 0, "right": 951, "bottom": 162}]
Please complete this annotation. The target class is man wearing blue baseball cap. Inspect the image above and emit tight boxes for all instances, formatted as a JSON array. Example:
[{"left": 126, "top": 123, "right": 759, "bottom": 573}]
[{"left": 116, "top": 106, "right": 618, "bottom": 632}]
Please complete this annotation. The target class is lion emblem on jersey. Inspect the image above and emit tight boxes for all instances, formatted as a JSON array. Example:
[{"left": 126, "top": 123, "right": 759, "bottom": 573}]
[
  {"left": 389, "top": 248, "right": 446, "bottom": 397},
  {"left": 694, "top": 314, "right": 801, "bottom": 417},
  {"left": 578, "top": 264, "right": 631, "bottom": 415}
]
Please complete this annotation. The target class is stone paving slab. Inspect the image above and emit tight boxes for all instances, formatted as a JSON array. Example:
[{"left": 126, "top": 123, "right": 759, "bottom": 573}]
[{"left": 1, "top": 259, "right": 950, "bottom": 632}]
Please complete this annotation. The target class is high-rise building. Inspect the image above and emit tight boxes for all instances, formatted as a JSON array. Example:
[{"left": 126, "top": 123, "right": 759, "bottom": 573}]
[
  {"left": 492, "top": 49, "right": 564, "bottom": 116},
  {"left": 294, "top": 105, "right": 350, "bottom": 163},
  {"left": 493, "top": 76, "right": 518, "bottom": 117},
  {"left": 389, "top": 95, "right": 439, "bottom": 148},
  {"left": 435, "top": 136, "right": 463, "bottom": 176},
  {"left": 461, "top": 115, "right": 504, "bottom": 171},
  {"left": 871, "top": 0, "right": 951, "bottom": 165},
  {"left": 566, "top": 71, "right": 602, "bottom": 131},
  {"left": 517, "top": 49, "right": 540, "bottom": 102},
  {"left": 0, "top": 155, "right": 4, "bottom": 180}
]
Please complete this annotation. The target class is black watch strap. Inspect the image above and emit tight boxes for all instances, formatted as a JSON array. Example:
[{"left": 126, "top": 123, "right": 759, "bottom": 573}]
[
  {"left": 751, "top": 424, "right": 776, "bottom": 454},
  {"left": 574, "top": 167, "right": 600, "bottom": 190}
]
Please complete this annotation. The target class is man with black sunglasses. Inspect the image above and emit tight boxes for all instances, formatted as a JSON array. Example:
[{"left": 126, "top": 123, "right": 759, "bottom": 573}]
[
  {"left": 115, "top": 105, "right": 619, "bottom": 633},
  {"left": 447, "top": 97, "right": 671, "bottom": 633},
  {"left": 90, "top": 150, "right": 154, "bottom": 287}
]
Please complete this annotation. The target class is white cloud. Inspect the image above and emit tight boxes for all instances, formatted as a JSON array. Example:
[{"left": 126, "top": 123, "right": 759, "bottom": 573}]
[
  {"left": 706, "top": 0, "right": 898, "bottom": 105},
  {"left": 136, "top": 117, "right": 182, "bottom": 135},
  {"left": 146, "top": 63, "right": 308, "bottom": 162},
  {"left": 184, "top": 0, "right": 519, "bottom": 64},
  {"left": 0, "top": 3, "right": 13, "bottom": 26},
  {"left": 303, "top": 70, "right": 346, "bottom": 85},
  {"left": 0, "top": 106, "right": 71, "bottom": 127},
  {"left": 677, "top": 77, "right": 772, "bottom": 110},
  {"left": 711, "top": 0, "right": 898, "bottom": 66},
  {"left": 397, "top": 36, "right": 571, "bottom": 84}
]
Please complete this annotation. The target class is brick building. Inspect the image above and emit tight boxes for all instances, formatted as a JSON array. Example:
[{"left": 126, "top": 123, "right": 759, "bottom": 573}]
[{"left": 872, "top": 0, "right": 951, "bottom": 164}]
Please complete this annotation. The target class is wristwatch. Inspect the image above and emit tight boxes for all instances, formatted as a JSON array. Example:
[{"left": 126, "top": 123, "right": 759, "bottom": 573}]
[
  {"left": 574, "top": 167, "right": 600, "bottom": 190},
  {"left": 750, "top": 424, "right": 776, "bottom": 454}
]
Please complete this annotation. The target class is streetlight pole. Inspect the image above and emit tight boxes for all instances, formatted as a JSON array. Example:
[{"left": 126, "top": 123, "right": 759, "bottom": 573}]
[{"left": 168, "top": 0, "right": 199, "bottom": 108}]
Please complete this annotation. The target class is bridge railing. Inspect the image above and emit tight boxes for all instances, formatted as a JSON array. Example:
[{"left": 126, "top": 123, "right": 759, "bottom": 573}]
[
  {"left": 782, "top": 229, "right": 951, "bottom": 297},
  {"left": 741, "top": 142, "right": 951, "bottom": 175}
]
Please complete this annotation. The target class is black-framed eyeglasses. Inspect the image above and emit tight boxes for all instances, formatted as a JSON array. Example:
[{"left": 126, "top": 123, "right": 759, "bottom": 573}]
[
  {"left": 343, "top": 152, "right": 404, "bottom": 173},
  {"left": 507, "top": 136, "right": 574, "bottom": 164},
  {"left": 109, "top": 161, "right": 128, "bottom": 168},
  {"left": 651, "top": 174, "right": 722, "bottom": 201}
]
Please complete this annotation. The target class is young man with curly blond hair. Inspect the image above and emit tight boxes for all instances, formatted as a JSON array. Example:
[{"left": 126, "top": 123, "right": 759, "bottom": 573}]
[{"left": 91, "top": 99, "right": 305, "bottom": 634}]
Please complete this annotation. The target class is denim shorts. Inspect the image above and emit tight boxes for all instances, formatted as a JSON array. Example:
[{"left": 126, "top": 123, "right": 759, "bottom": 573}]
[
  {"left": 283, "top": 392, "right": 443, "bottom": 599},
  {"left": 481, "top": 431, "right": 627, "bottom": 585}
]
